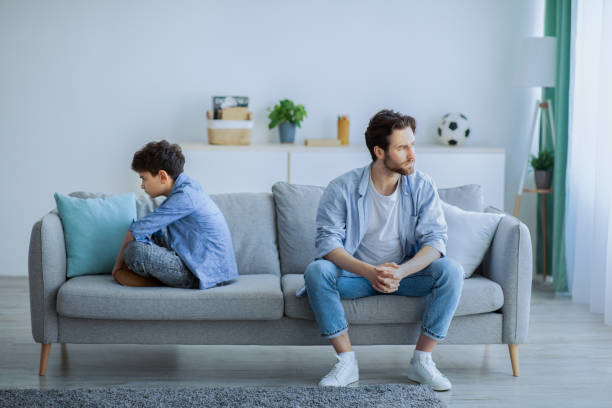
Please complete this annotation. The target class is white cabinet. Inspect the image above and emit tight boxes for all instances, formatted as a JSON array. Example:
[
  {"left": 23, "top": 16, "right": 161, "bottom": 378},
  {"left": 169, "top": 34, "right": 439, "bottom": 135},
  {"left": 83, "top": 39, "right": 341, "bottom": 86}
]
[
  {"left": 182, "top": 148, "right": 287, "bottom": 194},
  {"left": 180, "top": 143, "right": 505, "bottom": 209}
]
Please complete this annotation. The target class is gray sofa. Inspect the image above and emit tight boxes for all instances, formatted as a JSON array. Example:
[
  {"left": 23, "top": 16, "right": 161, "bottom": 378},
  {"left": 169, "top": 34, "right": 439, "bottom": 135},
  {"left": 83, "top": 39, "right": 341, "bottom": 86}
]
[{"left": 28, "top": 182, "right": 532, "bottom": 378}]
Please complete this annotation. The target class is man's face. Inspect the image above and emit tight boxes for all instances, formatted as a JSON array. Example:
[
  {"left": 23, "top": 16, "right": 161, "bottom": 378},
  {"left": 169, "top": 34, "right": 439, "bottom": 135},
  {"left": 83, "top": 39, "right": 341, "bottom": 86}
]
[
  {"left": 138, "top": 171, "right": 165, "bottom": 198},
  {"left": 382, "top": 127, "right": 416, "bottom": 176}
]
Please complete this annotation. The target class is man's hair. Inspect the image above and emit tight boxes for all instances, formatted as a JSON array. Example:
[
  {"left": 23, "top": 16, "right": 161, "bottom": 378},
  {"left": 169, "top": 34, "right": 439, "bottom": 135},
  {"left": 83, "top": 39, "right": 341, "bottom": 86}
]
[
  {"left": 131, "top": 140, "right": 185, "bottom": 180},
  {"left": 364, "top": 109, "right": 416, "bottom": 161}
]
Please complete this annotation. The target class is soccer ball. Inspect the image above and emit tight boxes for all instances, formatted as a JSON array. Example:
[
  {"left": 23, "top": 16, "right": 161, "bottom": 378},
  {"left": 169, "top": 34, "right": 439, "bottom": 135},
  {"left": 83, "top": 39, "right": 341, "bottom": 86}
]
[{"left": 437, "top": 113, "right": 470, "bottom": 146}]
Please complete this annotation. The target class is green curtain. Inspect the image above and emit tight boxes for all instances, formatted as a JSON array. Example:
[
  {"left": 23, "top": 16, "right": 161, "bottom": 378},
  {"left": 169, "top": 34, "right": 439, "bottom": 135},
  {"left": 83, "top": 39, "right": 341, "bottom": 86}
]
[{"left": 537, "top": 0, "right": 571, "bottom": 292}]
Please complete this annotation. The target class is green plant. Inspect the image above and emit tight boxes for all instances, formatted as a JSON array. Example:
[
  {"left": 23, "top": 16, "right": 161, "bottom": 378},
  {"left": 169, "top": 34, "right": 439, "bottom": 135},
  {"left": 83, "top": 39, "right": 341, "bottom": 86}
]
[
  {"left": 267, "top": 99, "right": 307, "bottom": 129},
  {"left": 530, "top": 149, "right": 555, "bottom": 170}
]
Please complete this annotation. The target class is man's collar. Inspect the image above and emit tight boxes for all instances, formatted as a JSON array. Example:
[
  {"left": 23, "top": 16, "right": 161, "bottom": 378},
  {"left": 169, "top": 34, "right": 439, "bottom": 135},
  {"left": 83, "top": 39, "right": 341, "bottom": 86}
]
[
  {"left": 359, "top": 163, "right": 411, "bottom": 196},
  {"left": 358, "top": 164, "right": 371, "bottom": 196}
]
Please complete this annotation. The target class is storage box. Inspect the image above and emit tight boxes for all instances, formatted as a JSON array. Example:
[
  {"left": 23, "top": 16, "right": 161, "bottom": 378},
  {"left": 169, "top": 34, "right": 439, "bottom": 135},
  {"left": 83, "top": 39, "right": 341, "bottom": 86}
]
[{"left": 206, "top": 110, "right": 253, "bottom": 145}]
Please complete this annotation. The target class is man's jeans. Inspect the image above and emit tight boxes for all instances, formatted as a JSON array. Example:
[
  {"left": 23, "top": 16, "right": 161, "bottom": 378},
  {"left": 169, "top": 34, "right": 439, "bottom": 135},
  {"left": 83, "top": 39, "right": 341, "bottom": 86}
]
[
  {"left": 124, "top": 229, "right": 198, "bottom": 289},
  {"left": 303, "top": 258, "right": 464, "bottom": 340}
]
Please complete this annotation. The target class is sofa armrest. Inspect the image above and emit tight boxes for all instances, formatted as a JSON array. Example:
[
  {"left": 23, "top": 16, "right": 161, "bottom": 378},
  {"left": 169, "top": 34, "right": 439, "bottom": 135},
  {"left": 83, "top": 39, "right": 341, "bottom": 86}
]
[
  {"left": 28, "top": 211, "right": 67, "bottom": 344},
  {"left": 481, "top": 208, "right": 533, "bottom": 344}
]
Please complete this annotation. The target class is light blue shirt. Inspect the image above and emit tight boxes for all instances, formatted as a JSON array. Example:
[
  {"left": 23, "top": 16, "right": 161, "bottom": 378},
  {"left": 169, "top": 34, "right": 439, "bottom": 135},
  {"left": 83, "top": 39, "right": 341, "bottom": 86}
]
[
  {"left": 129, "top": 173, "right": 239, "bottom": 289},
  {"left": 315, "top": 163, "right": 447, "bottom": 278}
]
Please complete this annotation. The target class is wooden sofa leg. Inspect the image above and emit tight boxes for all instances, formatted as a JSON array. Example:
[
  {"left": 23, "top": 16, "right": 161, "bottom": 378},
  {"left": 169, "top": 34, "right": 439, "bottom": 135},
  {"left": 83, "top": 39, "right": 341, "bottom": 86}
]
[
  {"left": 508, "top": 344, "right": 519, "bottom": 377},
  {"left": 39, "top": 343, "right": 51, "bottom": 376}
]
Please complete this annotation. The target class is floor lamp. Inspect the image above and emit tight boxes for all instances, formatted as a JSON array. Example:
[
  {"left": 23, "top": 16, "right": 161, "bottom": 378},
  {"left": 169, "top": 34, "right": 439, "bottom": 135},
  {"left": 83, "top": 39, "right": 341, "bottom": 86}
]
[{"left": 513, "top": 37, "right": 557, "bottom": 218}]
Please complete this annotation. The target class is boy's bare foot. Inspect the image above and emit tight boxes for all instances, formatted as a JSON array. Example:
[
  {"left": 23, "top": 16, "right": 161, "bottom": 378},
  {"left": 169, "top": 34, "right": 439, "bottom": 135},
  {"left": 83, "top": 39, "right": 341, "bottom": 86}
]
[{"left": 113, "top": 267, "right": 164, "bottom": 287}]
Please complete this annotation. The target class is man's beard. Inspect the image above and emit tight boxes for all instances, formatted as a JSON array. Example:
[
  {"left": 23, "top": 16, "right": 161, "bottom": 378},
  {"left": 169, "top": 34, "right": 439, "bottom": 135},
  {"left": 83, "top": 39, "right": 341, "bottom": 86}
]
[{"left": 383, "top": 155, "right": 415, "bottom": 176}]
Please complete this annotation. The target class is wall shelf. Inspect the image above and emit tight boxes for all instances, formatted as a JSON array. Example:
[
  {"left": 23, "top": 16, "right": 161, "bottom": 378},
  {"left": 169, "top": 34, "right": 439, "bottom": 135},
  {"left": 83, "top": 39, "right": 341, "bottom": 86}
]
[{"left": 179, "top": 142, "right": 506, "bottom": 210}]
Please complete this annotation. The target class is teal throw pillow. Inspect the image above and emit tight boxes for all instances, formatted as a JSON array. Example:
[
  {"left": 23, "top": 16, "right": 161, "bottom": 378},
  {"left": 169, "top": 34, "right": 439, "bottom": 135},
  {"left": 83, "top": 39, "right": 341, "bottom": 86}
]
[{"left": 54, "top": 192, "right": 137, "bottom": 278}]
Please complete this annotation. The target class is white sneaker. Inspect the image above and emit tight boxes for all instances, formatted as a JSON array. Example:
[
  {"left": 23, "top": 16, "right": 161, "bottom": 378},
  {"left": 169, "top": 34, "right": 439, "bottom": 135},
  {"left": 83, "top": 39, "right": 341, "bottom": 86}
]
[
  {"left": 406, "top": 355, "right": 452, "bottom": 391},
  {"left": 318, "top": 354, "right": 359, "bottom": 387}
]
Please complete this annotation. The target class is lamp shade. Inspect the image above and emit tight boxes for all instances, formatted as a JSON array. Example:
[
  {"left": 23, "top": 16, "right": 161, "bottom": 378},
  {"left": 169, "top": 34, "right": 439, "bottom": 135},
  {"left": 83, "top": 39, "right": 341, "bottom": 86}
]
[{"left": 518, "top": 37, "right": 557, "bottom": 87}]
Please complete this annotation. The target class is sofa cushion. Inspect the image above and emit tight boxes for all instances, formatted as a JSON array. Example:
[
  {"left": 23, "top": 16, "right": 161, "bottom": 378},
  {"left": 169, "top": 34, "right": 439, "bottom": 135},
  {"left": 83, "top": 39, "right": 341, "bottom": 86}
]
[
  {"left": 272, "top": 182, "right": 485, "bottom": 276},
  {"left": 54, "top": 192, "right": 137, "bottom": 278},
  {"left": 438, "top": 184, "right": 484, "bottom": 212},
  {"left": 282, "top": 274, "right": 503, "bottom": 323},
  {"left": 272, "top": 182, "right": 324, "bottom": 276},
  {"left": 57, "top": 274, "right": 283, "bottom": 320},
  {"left": 442, "top": 201, "right": 504, "bottom": 278},
  {"left": 211, "top": 193, "right": 281, "bottom": 276}
]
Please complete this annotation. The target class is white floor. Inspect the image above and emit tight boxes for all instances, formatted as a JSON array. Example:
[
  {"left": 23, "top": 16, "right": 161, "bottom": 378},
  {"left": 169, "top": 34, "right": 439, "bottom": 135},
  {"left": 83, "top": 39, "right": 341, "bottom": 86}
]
[{"left": 1, "top": 276, "right": 611, "bottom": 407}]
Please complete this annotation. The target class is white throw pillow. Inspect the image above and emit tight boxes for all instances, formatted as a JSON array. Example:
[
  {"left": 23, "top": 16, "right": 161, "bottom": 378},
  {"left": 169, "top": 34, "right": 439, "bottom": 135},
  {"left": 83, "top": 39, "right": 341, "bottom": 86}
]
[{"left": 441, "top": 200, "right": 504, "bottom": 278}]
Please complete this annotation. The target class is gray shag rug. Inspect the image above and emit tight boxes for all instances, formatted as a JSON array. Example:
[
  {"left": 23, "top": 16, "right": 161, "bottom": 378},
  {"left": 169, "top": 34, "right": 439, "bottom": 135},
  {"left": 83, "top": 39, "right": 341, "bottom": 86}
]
[{"left": 0, "top": 384, "right": 446, "bottom": 407}]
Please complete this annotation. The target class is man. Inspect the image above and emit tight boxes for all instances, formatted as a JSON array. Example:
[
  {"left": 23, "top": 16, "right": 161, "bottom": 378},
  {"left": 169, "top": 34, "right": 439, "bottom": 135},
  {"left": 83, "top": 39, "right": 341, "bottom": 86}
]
[{"left": 302, "top": 110, "right": 464, "bottom": 391}]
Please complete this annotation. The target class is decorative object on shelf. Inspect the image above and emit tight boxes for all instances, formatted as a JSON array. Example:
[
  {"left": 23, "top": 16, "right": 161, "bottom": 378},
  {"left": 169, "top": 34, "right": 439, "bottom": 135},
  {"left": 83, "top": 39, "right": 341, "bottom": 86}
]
[
  {"left": 212, "top": 96, "right": 249, "bottom": 119},
  {"left": 530, "top": 149, "right": 554, "bottom": 189},
  {"left": 337, "top": 115, "right": 349, "bottom": 145},
  {"left": 514, "top": 36, "right": 557, "bottom": 217},
  {"left": 267, "top": 99, "right": 307, "bottom": 144},
  {"left": 206, "top": 109, "right": 253, "bottom": 145},
  {"left": 437, "top": 113, "right": 470, "bottom": 146},
  {"left": 304, "top": 138, "right": 341, "bottom": 147}
]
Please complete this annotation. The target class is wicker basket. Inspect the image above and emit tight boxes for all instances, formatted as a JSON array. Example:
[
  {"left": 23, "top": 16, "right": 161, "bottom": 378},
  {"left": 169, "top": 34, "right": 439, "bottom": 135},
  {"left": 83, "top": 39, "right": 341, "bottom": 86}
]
[{"left": 206, "top": 110, "right": 253, "bottom": 145}]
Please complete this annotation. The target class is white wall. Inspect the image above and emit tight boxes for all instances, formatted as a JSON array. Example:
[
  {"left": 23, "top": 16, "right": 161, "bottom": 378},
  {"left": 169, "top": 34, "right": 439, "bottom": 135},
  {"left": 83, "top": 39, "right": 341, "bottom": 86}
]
[{"left": 0, "top": 0, "right": 543, "bottom": 276}]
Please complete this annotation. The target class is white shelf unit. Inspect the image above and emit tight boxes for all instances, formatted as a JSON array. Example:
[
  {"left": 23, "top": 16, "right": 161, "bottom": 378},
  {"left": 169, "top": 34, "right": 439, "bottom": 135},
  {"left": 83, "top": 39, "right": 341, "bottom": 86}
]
[{"left": 180, "top": 143, "right": 505, "bottom": 209}]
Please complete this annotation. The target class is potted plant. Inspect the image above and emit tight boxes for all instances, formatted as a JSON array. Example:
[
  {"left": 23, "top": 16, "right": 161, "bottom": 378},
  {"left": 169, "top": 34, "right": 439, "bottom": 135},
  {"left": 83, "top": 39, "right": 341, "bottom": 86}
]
[
  {"left": 267, "top": 99, "right": 307, "bottom": 144},
  {"left": 530, "top": 149, "right": 555, "bottom": 189}
]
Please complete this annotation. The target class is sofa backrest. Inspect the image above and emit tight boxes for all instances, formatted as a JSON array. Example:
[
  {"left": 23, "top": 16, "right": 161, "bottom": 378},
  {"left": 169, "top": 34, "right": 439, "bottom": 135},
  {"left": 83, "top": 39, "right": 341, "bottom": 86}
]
[
  {"left": 271, "top": 181, "right": 485, "bottom": 276},
  {"left": 210, "top": 192, "right": 281, "bottom": 276},
  {"left": 68, "top": 191, "right": 281, "bottom": 277}
]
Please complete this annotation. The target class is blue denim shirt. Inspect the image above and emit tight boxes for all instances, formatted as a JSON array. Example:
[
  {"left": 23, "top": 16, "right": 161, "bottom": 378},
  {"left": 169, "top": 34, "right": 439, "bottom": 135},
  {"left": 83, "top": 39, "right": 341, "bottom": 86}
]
[
  {"left": 129, "top": 173, "right": 239, "bottom": 289},
  {"left": 315, "top": 163, "right": 447, "bottom": 278}
]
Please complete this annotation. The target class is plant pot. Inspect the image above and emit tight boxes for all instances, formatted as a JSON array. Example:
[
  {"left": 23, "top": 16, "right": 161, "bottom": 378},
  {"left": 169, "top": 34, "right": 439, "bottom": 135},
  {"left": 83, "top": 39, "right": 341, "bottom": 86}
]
[
  {"left": 278, "top": 121, "right": 296, "bottom": 144},
  {"left": 534, "top": 170, "right": 553, "bottom": 189}
]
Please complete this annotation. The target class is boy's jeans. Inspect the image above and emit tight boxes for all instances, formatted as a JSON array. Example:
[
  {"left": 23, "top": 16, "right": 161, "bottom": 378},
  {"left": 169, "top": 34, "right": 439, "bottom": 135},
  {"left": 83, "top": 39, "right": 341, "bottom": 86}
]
[
  {"left": 303, "top": 258, "right": 464, "bottom": 340},
  {"left": 124, "top": 229, "right": 198, "bottom": 289}
]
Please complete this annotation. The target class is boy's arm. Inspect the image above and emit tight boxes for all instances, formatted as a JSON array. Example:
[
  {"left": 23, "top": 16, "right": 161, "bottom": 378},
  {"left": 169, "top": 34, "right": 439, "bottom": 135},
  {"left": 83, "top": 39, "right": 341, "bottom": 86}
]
[
  {"left": 112, "top": 230, "right": 135, "bottom": 277},
  {"left": 112, "top": 191, "right": 194, "bottom": 276},
  {"left": 129, "top": 191, "right": 194, "bottom": 243}
]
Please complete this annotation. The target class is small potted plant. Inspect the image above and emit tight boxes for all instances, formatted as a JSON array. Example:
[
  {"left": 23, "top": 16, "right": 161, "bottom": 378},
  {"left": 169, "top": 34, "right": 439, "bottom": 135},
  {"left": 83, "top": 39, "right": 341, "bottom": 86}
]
[
  {"left": 530, "top": 149, "right": 555, "bottom": 189},
  {"left": 267, "top": 99, "right": 307, "bottom": 144}
]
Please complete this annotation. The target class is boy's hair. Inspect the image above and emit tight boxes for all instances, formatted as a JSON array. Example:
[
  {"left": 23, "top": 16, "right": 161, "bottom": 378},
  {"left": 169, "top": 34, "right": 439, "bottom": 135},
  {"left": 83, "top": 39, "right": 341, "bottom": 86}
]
[
  {"left": 131, "top": 140, "right": 185, "bottom": 180},
  {"left": 364, "top": 109, "right": 416, "bottom": 161}
]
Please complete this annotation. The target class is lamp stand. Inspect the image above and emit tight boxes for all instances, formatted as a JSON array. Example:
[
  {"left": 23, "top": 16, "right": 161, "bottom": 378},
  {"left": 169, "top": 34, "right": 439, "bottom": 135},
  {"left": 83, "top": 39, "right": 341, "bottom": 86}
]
[{"left": 513, "top": 99, "right": 556, "bottom": 217}]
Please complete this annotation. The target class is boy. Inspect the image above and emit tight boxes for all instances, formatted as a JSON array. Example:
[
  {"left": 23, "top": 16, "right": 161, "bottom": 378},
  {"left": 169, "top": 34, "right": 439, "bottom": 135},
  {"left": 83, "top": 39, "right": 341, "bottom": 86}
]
[{"left": 112, "top": 140, "right": 238, "bottom": 289}]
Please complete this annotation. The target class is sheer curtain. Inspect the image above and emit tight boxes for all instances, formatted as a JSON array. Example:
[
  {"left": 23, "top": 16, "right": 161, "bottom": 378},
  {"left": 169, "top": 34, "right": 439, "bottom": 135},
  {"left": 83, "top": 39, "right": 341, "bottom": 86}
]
[{"left": 565, "top": 0, "right": 612, "bottom": 324}]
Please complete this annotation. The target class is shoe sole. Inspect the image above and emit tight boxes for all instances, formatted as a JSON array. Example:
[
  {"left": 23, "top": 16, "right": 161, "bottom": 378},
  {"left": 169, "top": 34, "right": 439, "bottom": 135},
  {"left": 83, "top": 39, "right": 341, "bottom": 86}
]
[
  {"left": 319, "top": 380, "right": 359, "bottom": 387},
  {"left": 406, "top": 371, "right": 451, "bottom": 392}
]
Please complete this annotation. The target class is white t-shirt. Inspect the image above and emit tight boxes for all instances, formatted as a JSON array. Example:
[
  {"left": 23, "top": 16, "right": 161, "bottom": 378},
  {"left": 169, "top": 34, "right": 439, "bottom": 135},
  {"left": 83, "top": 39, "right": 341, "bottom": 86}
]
[{"left": 353, "top": 176, "right": 404, "bottom": 266}]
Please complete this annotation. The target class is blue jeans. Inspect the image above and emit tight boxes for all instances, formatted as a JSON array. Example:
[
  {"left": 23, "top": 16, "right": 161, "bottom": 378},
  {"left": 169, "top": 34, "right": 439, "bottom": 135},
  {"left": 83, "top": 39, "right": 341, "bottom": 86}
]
[
  {"left": 303, "top": 258, "right": 464, "bottom": 340},
  {"left": 124, "top": 229, "right": 198, "bottom": 289}
]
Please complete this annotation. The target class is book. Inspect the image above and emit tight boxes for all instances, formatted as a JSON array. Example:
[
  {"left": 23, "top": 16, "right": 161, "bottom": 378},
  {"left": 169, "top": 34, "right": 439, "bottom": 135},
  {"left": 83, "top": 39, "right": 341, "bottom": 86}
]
[
  {"left": 212, "top": 96, "right": 249, "bottom": 119},
  {"left": 304, "top": 138, "right": 342, "bottom": 147}
]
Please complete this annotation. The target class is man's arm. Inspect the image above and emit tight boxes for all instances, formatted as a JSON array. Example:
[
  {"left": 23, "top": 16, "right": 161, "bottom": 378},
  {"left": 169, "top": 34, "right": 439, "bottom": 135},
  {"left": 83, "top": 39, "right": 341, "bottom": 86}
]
[
  {"left": 111, "top": 230, "right": 136, "bottom": 277},
  {"left": 324, "top": 248, "right": 401, "bottom": 293},
  {"left": 396, "top": 245, "right": 441, "bottom": 280},
  {"left": 391, "top": 177, "right": 446, "bottom": 282},
  {"left": 323, "top": 247, "right": 372, "bottom": 277},
  {"left": 413, "top": 177, "right": 447, "bottom": 259}
]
